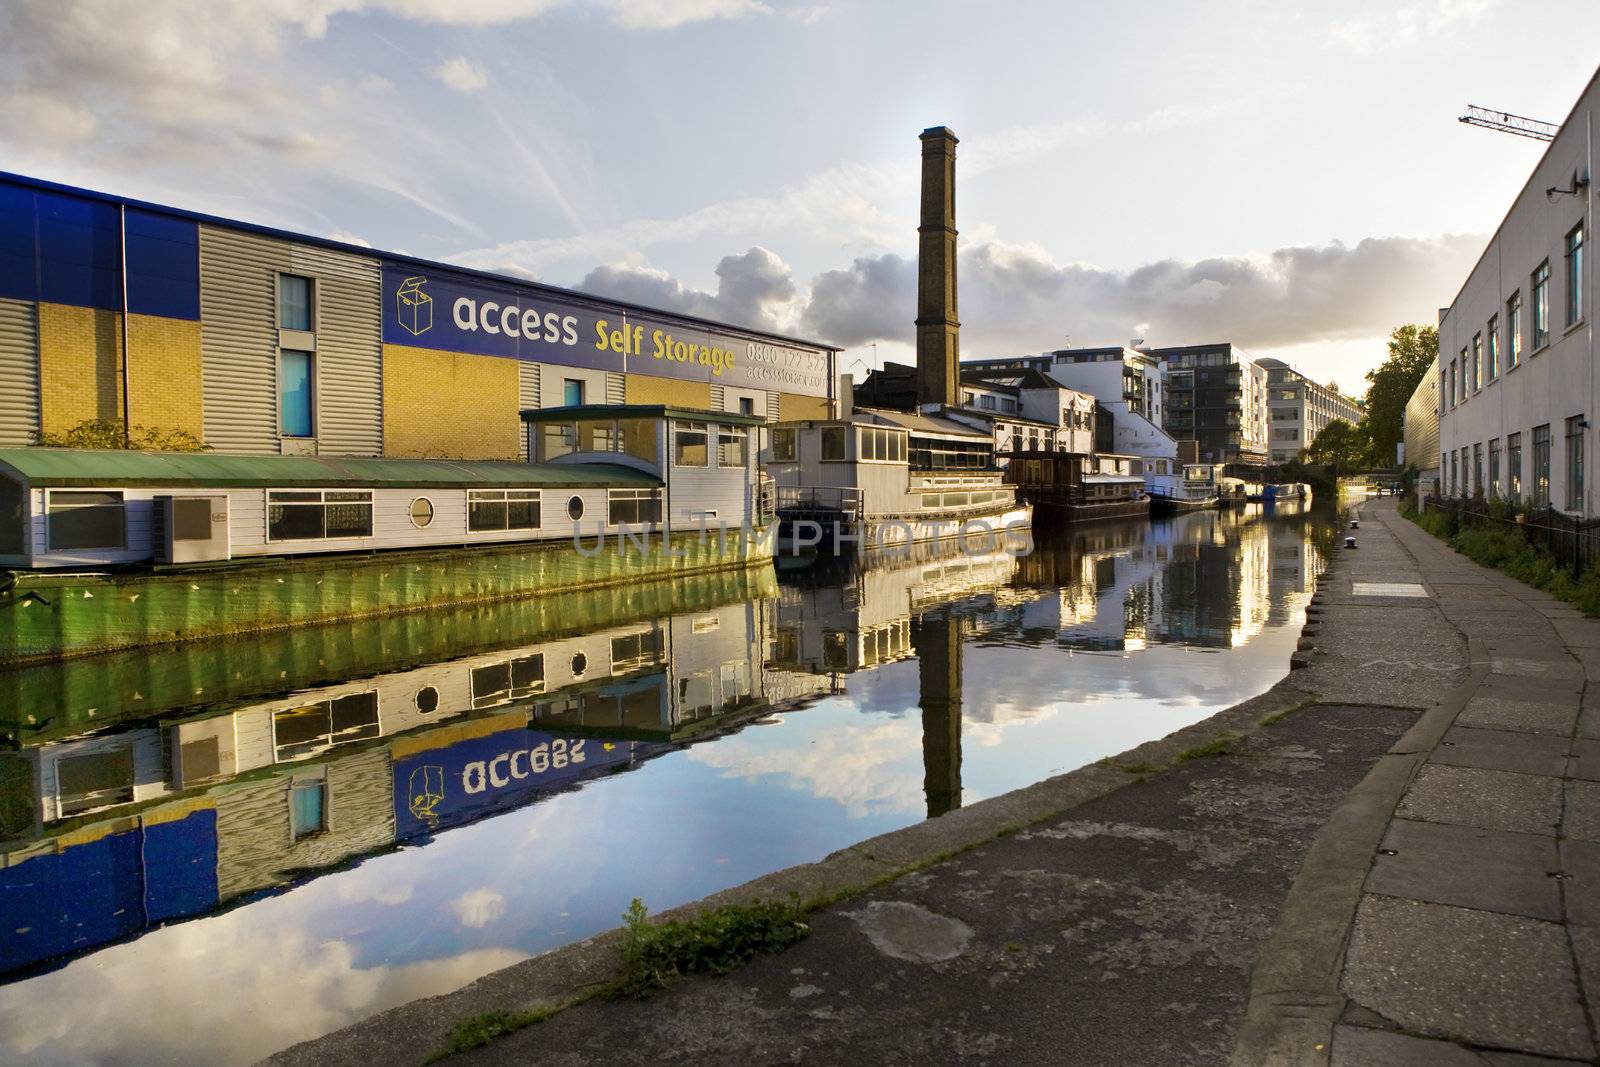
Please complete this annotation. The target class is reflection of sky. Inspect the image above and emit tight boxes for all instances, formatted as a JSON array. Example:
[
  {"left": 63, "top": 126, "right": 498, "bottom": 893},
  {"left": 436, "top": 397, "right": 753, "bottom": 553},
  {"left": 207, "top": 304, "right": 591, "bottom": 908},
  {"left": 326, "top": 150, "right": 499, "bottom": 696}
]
[{"left": 0, "top": 509, "right": 1328, "bottom": 1067}]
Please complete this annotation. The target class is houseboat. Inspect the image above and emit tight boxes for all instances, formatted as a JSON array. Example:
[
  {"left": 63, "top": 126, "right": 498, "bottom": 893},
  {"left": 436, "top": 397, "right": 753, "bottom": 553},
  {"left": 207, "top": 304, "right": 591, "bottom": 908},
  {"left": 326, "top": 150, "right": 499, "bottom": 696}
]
[
  {"left": 0, "top": 404, "right": 772, "bottom": 663},
  {"left": 766, "top": 407, "right": 1031, "bottom": 553},
  {"left": 1004, "top": 450, "right": 1149, "bottom": 523},
  {"left": 1146, "top": 462, "right": 1221, "bottom": 514}
]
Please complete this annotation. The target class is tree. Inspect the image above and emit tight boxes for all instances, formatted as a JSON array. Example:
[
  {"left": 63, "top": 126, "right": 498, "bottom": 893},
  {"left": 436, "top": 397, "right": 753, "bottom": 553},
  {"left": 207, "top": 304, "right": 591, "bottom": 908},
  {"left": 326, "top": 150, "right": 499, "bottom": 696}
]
[
  {"left": 1360, "top": 324, "right": 1437, "bottom": 468},
  {"left": 1307, "top": 418, "right": 1368, "bottom": 468}
]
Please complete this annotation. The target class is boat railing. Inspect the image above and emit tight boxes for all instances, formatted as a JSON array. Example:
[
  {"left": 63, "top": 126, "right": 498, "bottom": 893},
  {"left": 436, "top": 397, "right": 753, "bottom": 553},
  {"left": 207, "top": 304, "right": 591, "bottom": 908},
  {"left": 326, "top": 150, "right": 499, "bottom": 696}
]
[
  {"left": 757, "top": 473, "right": 778, "bottom": 523},
  {"left": 776, "top": 485, "right": 864, "bottom": 519}
]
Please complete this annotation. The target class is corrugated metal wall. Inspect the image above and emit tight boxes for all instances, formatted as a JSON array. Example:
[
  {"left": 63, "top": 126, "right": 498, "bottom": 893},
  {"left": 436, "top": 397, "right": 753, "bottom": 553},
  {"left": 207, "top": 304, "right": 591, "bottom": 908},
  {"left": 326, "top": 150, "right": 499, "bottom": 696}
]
[
  {"left": 199, "top": 228, "right": 383, "bottom": 456},
  {"left": 518, "top": 362, "right": 540, "bottom": 458},
  {"left": 0, "top": 298, "right": 39, "bottom": 446},
  {"left": 199, "top": 227, "right": 287, "bottom": 454},
  {"left": 291, "top": 244, "right": 382, "bottom": 456}
]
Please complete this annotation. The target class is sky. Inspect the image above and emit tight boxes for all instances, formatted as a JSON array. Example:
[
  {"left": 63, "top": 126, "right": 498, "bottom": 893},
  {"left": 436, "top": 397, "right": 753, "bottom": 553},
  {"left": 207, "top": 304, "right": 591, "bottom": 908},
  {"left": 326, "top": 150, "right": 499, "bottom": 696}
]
[{"left": 1, "top": 0, "right": 1597, "bottom": 392}]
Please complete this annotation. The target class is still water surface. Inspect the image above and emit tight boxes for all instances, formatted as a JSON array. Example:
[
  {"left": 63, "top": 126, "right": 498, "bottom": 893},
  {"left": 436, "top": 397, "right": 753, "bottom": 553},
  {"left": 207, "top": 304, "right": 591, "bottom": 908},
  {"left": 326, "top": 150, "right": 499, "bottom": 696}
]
[{"left": 0, "top": 504, "right": 1336, "bottom": 1065}]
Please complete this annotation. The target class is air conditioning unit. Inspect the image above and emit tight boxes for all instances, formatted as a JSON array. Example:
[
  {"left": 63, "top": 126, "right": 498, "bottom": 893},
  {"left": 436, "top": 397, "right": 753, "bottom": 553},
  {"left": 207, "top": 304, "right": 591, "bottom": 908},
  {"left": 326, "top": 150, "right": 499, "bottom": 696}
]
[{"left": 155, "top": 496, "right": 231, "bottom": 564}]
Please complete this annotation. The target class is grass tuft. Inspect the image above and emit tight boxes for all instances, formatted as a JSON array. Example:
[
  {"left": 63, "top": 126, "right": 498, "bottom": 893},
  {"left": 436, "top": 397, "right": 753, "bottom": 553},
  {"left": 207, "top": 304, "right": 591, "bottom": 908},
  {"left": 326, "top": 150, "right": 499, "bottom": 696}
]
[
  {"left": 428, "top": 1007, "right": 554, "bottom": 1062},
  {"left": 602, "top": 897, "right": 810, "bottom": 1000},
  {"left": 1174, "top": 736, "right": 1236, "bottom": 762}
]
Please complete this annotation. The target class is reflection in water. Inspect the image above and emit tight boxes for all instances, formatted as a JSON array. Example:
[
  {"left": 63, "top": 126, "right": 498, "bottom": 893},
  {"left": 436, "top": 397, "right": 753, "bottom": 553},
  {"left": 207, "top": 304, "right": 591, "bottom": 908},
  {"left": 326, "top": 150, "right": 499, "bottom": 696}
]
[{"left": 0, "top": 504, "right": 1335, "bottom": 1067}]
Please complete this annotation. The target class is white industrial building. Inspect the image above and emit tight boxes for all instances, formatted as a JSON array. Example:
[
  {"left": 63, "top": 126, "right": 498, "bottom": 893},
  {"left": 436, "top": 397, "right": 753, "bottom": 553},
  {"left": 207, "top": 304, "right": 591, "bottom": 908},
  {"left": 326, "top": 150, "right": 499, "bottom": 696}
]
[
  {"left": 1257, "top": 358, "right": 1365, "bottom": 463},
  {"left": 1436, "top": 67, "right": 1595, "bottom": 514}
]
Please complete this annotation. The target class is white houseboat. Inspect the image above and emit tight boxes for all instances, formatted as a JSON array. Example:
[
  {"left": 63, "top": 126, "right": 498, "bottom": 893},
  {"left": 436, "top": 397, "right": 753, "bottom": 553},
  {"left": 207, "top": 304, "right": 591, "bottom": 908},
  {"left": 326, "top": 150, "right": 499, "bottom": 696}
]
[
  {"left": 767, "top": 406, "right": 1031, "bottom": 552},
  {"left": 1147, "top": 462, "right": 1222, "bottom": 513}
]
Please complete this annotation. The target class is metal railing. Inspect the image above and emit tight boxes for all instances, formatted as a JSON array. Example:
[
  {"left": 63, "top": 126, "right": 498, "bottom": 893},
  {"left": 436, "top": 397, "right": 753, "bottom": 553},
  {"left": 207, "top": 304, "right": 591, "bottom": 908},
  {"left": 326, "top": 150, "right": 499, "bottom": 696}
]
[
  {"left": 776, "top": 485, "right": 865, "bottom": 519},
  {"left": 1423, "top": 495, "right": 1600, "bottom": 576}
]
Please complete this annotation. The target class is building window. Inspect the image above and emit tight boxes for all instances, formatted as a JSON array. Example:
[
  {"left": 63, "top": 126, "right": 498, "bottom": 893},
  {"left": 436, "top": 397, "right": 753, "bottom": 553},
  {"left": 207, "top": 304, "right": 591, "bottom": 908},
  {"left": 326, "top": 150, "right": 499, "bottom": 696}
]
[
  {"left": 1489, "top": 438, "right": 1500, "bottom": 497},
  {"left": 717, "top": 426, "right": 748, "bottom": 467},
  {"left": 278, "top": 274, "right": 313, "bottom": 331},
  {"left": 1448, "top": 361, "right": 1456, "bottom": 406},
  {"left": 608, "top": 489, "right": 661, "bottom": 525},
  {"left": 409, "top": 497, "right": 434, "bottom": 529},
  {"left": 1507, "top": 291, "right": 1523, "bottom": 368},
  {"left": 1450, "top": 451, "right": 1458, "bottom": 495},
  {"left": 1507, "top": 432, "right": 1522, "bottom": 501},
  {"left": 1533, "top": 261, "right": 1551, "bottom": 349},
  {"left": 1460, "top": 348, "right": 1470, "bottom": 395},
  {"left": 290, "top": 781, "right": 326, "bottom": 839},
  {"left": 1567, "top": 416, "right": 1585, "bottom": 512},
  {"left": 468, "top": 489, "right": 540, "bottom": 531},
  {"left": 738, "top": 396, "right": 755, "bottom": 416},
  {"left": 279, "top": 350, "right": 314, "bottom": 438},
  {"left": 1567, "top": 223, "right": 1585, "bottom": 327},
  {"left": 674, "top": 422, "right": 709, "bottom": 466},
  {"left": 47, "top": 490, "right": 126, "bottom": 551},
  {"left": 267, "top": 491, "right": 372, "bottom": 540},
  {"left": 1473, "top": 442, "right": 1483, "bottom": 496},
  {"left": 770, "top": 428, "right": 796, "bottom": 461},
  {"left": 567, "top": 495, "right": 584, "bottom": 521},
  {"left": 1471, "top": 334, "right": 1483, "bottom": 392},
  {"left": 820, "top": 426, "right": 847, "bottom": 462},
  {"left": 1533, "top": 424, "right": 1551, "bottom": 506},
  {"left": 1487, "top": 315, "right": 1499, "bottom": 380},
  {"left": 563, "top": 379, "right": 585, "bottom": 406}
]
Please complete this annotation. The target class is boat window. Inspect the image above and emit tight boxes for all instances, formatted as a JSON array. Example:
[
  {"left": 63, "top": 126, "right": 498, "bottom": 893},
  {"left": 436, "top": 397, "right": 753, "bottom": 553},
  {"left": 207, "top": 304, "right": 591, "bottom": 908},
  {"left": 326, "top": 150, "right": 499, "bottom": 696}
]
[
  {"left": 468, "top": 489, "right": 541, "bottom": 532},
  {"left": 567, "top": 495, "right": 585, "bottom": 521},
  {"left": 290, "top": 781, "right": 326, "bottom": 838},
  {"left": 471, "top": 654, "right": 546, "bottom": 709},
  {"left": 616, "top": 419, "right": 659, "bottom": 464},
  {"left": 56, "top": 746, "right": 134, "bottom": 817},
  {"left": 611, "top": 629, "right": 665, "bottom": 672},
  {"left": 717, "top": 426, "right": 748, "bottom": 468},
  {"left": 675, "top": 422, "right": 709, "bottom": 466},
  {"left": 580, "top": 420, "right": 617, "bottom": 453},
  {"left": 47, "top": 490, "right": 126, "bottom": 551},
  {"left": 771, "top": 428, "right": 796, "bottom": 461},
  {"left": 820, "top": 427, "right": 847, "bottom": 461},
  {"left": 267, "top": 490, "right": 372, "bottom": 541},
  {"left": 409, "top": 497, "right": 434, "bottom": 529},
  {"left": 608, "top": 489, "right": 662, "bottom": 525},
  {"left": 272, "top": 691, "right": 379, "bottom": 760},
  {"left": 539, "top": 423, "right": 577, "bottom": 461}
]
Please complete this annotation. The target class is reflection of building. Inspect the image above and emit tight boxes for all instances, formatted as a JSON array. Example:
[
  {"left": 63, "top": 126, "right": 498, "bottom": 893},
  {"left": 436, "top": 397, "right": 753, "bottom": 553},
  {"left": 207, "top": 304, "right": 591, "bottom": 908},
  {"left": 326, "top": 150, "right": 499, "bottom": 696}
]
[
  {"left": 913, "top": 613, "right": 963, "bottom": 818},
  {"left": 0, "top": 590, "right": 780, "bottom": 976}
]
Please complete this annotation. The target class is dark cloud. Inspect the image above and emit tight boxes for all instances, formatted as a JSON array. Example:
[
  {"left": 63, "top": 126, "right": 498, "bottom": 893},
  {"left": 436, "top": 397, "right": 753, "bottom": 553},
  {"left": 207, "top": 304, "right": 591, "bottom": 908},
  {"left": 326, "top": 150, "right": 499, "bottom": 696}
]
[
  {"left": 575, "top": 247, "right": 797, "bottom": 333},
  {"left": 799, "top": 234, "right": 1484, "bottom": 352}
]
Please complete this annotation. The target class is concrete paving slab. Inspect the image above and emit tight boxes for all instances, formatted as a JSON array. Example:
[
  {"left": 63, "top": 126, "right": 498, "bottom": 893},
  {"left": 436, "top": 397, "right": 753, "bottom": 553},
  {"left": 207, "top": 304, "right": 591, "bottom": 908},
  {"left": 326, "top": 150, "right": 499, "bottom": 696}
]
[
  {"left": 1432, "top": 727, "right": 1572, "bottom": 777},
  {"left": 1365, "top": 820, "right": 1560, "bottom": 921},
  {"left": 1397, "top": 765, "right": 1563, "bottom": 836},
  {"left": 1562, "top": 840, "right": 1600, "bottom": 926},
  {"left": 1569, "top": 738, "right": 1600, "bottom": 781},
  {"left": 1474, "top": 676, "right": 1584, "bottom": 703},
  {"left": 1457, "top": 697, "right": 1581, "bottom": 736},
  {"left": 1573, "top": 927, "right": 1600, "bottom": 1019},
  {"left": 1330, "top": 1024, "right": 1579, "bottom": 1066},
  {"left": 1341, "top": 896, "right": 1593, "bottom": 1060},
  {"left": 1489, "top": 658, "right": 1588, "bottom": 680},
  {"left": 1551, "top": 619, "right": 1600, "bottom": 648},
  {"left": 1580, "top": 702, "right": 1600, "bottom": 740},
  {"left": 1566, "top": 780, "right": 1600, "bottom": 843},
  {"left": 1484, "top": 636, "right": 1580, "bottom": 660}
]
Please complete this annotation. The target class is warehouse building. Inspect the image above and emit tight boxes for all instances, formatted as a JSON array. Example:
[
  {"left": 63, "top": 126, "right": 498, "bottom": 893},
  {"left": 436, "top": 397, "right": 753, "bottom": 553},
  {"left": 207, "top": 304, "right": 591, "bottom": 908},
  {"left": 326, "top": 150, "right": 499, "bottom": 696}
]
[
  {"left": 1436, "top": 67, "right": 1595, "bottom": 513},
  {"left": 0, "top": 172, "right": 838, "bottom": 461}
]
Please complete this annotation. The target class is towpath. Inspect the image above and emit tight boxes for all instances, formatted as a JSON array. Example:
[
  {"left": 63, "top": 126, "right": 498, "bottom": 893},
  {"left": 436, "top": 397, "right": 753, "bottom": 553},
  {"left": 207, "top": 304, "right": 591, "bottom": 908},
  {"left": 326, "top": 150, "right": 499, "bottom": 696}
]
[{"left": 269, "top": 499, "right": 1599, "bottom": 1066}]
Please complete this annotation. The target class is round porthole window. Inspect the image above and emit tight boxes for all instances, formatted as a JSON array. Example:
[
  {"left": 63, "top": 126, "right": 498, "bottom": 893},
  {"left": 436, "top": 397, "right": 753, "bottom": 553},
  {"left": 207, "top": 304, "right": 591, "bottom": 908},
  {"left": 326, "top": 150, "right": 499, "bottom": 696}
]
[
  {"left": 415, "top": 685, "right": 439, "bottom": 713},
  {"left": 567, "top": 495, "right": 585, "bottom": 521},
  {"left": 410, "top": 497, "right": 435, "bottom": 529},
  {"left": 571, "top": 652, "right": 588, "bottom": 677}
]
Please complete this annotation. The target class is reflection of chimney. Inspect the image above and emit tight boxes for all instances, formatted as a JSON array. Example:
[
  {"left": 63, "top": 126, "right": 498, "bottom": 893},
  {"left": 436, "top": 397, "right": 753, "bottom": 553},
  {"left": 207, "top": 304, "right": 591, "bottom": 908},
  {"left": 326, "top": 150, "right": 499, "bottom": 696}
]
[
  {"left": 916, "top": 126, "right": 960, "bottom": 410},
  {"left": 912, "top": 612, "right": 963, "bottom": 818}
]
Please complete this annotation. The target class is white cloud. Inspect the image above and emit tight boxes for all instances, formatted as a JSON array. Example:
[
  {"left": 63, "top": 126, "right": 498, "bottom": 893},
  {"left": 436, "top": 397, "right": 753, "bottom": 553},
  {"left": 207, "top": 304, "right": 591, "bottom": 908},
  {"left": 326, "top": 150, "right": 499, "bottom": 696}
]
[
  {"left": 603, "top": 0, "right": 771, "bottom": 30},
  {"left": 431, "top": 56, "right": 489, "bottom": 93},
  {"left": 576, "top": 246, "right": 799, "bottom": 333},
  {"left": 448, "top": 887, "right": 507, "bottom": 928},
  {"left": 1326, "top": 0, "right": 1495, "bottom": 53}
]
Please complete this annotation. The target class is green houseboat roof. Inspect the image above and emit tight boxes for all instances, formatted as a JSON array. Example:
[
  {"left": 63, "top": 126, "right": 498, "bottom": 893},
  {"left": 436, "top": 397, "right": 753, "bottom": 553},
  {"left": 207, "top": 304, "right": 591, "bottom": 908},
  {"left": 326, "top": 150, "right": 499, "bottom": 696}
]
[
  {"left": 0, "top": 449, "right": 662, "bottom": 490},
  {"left": 519, "top": 404, "right": 767, "bottom": 428}
]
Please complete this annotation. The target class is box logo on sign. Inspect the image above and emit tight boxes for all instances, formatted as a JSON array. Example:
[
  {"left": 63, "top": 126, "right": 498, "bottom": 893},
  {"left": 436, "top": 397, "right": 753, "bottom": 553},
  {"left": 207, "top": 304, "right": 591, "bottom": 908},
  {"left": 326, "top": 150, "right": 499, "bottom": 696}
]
[{"left": 396, "top": 276, "right": 433, "bottom": 336}]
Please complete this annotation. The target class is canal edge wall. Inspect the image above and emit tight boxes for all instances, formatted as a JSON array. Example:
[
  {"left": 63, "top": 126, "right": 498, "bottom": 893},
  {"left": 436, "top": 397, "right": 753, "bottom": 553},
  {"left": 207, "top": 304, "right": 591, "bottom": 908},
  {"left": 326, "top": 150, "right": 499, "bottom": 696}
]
[{"left": 262, "top": 534, "right": 1348, "bottom": 1066}]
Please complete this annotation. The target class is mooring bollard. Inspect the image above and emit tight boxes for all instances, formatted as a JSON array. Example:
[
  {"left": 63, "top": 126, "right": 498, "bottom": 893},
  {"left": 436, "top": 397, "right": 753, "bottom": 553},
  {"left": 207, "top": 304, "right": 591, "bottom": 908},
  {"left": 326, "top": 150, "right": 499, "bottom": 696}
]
[
  {"left": 1350, "top": 519, "right": 1360, "bottom": 529},
  {"left": 1345, "top": 535, "right": 1358, "bottom": 549}
]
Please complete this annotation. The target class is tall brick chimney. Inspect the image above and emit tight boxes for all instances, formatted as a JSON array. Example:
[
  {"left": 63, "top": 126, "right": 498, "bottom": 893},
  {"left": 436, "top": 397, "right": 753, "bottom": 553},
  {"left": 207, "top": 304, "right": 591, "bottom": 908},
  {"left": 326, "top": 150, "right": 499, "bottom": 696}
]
[{"left": 916, "top": 126, "right": 960, "bottom": 409}]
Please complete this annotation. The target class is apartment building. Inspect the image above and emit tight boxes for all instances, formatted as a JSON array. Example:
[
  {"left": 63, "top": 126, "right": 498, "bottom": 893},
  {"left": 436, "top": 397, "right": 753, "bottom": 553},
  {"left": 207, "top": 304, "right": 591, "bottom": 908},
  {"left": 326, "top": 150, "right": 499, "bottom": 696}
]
[{"left": 1257, "top": 358, "right": 1365, "bottom": 463}]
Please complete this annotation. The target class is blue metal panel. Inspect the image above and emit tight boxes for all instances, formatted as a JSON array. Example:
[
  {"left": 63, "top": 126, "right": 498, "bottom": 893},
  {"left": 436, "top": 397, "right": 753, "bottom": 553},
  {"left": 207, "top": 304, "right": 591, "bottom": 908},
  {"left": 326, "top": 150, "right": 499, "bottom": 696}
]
[
  {"left": 0, "top": 183, "right": 37, "bottom": 302},
  {"left": 35, "top": 190, "right": 122, "bottom": 311},
  {"left": 142, "top": 809, "right": 219, "bottom": 922},
  {"left": 125, "top": 208, "right": 199, "bottom": 320}
]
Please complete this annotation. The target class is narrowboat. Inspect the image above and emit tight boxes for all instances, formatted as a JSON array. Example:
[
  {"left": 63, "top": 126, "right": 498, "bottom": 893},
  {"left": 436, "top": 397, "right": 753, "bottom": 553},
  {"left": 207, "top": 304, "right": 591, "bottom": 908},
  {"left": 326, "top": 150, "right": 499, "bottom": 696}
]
[
  {"left": 0, "top": 405, "right": 773, "bottom": 663},
  {"left": 766, "top": 407, "right": 1031, "bottom": 552},
  {"left": 1146, "top": 462, "right": 1221, "bottom": 514}
]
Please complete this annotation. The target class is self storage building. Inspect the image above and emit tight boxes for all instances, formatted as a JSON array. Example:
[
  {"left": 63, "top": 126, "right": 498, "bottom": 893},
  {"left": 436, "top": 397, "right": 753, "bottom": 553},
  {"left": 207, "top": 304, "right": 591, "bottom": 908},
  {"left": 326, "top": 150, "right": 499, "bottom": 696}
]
[{"left": 0, "top": 172, "right": 838, "bottom": 460}]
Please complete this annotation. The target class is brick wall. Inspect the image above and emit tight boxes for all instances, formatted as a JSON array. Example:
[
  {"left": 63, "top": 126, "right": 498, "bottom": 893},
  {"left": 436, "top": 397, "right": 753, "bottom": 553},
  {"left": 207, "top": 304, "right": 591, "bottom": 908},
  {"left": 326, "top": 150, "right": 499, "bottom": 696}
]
[
  {"left": 382, "top": 342, "right": 520, "bottom": 459},
  {"left": 624, "top": 372, "right": 711, "bottom": 408},
  {"left": 37, "top": 302, "right": 122, "bottom": 434},
  {"left": 127, "top": 314, "right": 204, "bottom": 437}
]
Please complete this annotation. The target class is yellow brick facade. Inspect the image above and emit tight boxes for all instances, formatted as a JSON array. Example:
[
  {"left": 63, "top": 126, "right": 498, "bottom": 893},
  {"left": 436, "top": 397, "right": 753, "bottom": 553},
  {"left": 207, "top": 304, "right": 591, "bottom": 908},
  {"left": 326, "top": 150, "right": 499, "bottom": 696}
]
[
  {"left": 383, "top": 343, "right": 521, "bottom": 459},
  {"left": 623, "top": 372, "right": 711, "bottom": 409},
  {"left": 776, "top": 391, "right": 832, "bottom": 421},
  {"left": 37, "top": 302, "right": 122, "bottom": 435},
  {"left": 127, "top": 315, "right": 204, "bottom": 437}
]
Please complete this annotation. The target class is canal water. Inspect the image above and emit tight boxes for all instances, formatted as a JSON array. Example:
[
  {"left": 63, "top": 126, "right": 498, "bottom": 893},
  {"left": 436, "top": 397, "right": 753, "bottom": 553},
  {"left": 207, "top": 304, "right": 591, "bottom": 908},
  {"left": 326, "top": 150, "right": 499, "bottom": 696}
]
[{"left": 0, "top": 503, "right": 1338, "bottom": 1066}]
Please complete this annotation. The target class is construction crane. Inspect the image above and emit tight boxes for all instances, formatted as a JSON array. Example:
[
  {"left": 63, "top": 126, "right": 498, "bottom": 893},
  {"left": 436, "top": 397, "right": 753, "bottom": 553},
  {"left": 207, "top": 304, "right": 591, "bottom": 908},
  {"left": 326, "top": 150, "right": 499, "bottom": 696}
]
[{"left": 1458, "top": 105, "right": 1558, "bottom": 142}]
